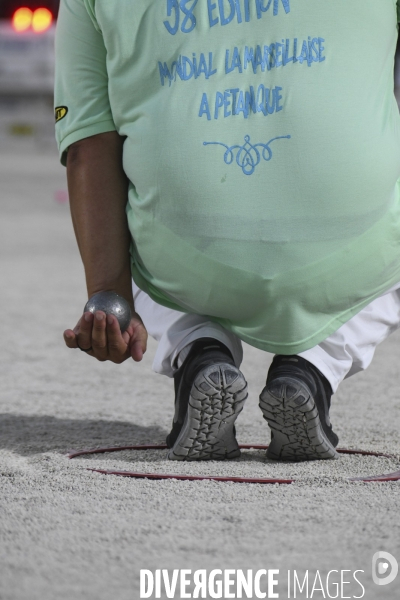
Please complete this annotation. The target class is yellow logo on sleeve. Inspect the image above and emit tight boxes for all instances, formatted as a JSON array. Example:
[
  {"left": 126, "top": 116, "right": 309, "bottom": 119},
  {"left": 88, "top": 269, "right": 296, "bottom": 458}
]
[{"left": 55, "top": 106, "right": 68, "bottom": 123}]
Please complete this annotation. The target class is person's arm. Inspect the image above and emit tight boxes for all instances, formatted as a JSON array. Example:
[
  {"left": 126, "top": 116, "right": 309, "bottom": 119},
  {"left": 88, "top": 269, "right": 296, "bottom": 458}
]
[
  {"left": 54, "top": 0, "right": 147, "bottom": 363},
  {"left": 63, "top": 132, "right": 147, "bottom": 363}
]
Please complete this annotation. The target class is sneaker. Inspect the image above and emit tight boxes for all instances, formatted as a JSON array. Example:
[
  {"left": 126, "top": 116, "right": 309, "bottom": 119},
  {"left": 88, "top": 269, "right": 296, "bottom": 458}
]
[
  {"left": 259, "top": 355, "right": 339, "bottom": 461},
  {"left": 166, "top": 338, "right": 248, "bottom": 460}
]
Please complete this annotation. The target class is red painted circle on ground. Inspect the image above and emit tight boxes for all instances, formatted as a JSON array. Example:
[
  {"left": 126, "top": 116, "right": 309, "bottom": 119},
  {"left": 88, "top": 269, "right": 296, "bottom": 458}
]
[{"left": 67, "top": 444, "right": 400, "bottom": 484}]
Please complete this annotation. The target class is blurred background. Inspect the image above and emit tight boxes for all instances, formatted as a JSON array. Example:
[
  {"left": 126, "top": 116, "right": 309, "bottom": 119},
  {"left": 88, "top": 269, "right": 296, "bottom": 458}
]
[{"left": 0, "top": 1, "right": 59, "bottom": 153}]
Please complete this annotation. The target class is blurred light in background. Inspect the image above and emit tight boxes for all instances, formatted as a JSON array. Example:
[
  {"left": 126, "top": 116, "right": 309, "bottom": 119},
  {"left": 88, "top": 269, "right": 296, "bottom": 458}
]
[
  {"left": 32, "top": 8, "right": 52, "bottom": 32},
  {"left": 12, "top": 7, "right": 32, "bottom": 32},
  {"left": 0, "top": 1, "right": 59, "bottom": 21},
  {"left": 12, "top": 7, "right": 53, "bottom": 33}
]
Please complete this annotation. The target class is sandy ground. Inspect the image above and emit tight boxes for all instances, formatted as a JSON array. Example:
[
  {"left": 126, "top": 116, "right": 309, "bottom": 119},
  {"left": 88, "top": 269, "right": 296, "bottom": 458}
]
[{"left": 1, "top": 102, "right": 400, "bottom": 600}]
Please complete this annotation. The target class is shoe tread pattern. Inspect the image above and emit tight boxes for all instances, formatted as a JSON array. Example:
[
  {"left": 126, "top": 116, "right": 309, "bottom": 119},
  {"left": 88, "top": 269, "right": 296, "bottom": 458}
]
[
  {"left": 168, "top": 364, "right": 248, "bottom": 461},
  {"left": 259, "top": 376, "right": 338, "bottom": 462}
]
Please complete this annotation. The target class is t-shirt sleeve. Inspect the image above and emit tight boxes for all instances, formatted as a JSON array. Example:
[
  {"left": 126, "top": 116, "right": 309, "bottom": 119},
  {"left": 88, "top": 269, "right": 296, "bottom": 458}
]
[{"left": 54, "top": 0, "right": 116, "bottom": 166}]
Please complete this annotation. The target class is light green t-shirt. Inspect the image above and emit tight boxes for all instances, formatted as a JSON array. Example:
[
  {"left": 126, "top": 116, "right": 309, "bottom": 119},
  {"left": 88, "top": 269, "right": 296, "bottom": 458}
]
[{"left": 55, "top": 0, "right": 400, "bottom": 354}]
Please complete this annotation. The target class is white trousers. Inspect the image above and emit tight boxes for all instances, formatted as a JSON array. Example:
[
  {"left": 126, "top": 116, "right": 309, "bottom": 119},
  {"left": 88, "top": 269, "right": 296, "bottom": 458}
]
[{"left": 133, "top": 282, "right": 400, "bottom": 394}]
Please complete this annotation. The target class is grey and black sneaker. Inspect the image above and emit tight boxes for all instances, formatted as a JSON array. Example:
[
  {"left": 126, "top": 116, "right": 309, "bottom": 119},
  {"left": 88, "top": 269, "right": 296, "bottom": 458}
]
[
  {"left": 166, "top": 338, "right": 248, "bottom": 461},
  {"left": 259, "top": 355, "right": 339, "bottom": 462}
]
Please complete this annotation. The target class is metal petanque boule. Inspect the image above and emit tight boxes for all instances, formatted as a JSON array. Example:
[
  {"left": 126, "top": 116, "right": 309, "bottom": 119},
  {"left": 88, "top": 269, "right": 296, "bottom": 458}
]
[{"left": 84, "top": 291, "right": 132, "bottom": 333}]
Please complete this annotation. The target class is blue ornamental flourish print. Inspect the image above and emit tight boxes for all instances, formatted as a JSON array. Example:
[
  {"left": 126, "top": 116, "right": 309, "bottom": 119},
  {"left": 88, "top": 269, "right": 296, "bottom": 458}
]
[{"left": 203, "top": 134, "right": 291, "bottom": 176}]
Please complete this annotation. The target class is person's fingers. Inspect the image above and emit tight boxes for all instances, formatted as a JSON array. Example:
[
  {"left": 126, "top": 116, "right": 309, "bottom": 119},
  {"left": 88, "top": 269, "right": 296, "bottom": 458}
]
[
  {"left": 90, "top": 311, "right": 108, "bottom": 359},
  {"left": 76, "top": 311, "right": 94, "bottom": 351},
  {"left": 63, "top": 329, "right": 78, "bottom": 348},
  {"left": 106, "top": 314, "right": 129, "bottom": 362},
  {"left": 130, "top": 340, "right": 144, "bottom": 362},
  {"left": 64, "top": 310, "right": 146, "bottom": 363},
  {"left": 129, "top": 320, "right": 148, "bottom": 362}
]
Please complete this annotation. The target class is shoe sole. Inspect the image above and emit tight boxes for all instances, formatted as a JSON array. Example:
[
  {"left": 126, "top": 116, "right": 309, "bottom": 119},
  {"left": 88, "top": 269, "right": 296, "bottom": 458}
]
[
  {"left": 259, "top": 376, "right": 339, "bottom": 462},
  {"left": 168, "top": 363, "right": 248, "bottom": 461}
]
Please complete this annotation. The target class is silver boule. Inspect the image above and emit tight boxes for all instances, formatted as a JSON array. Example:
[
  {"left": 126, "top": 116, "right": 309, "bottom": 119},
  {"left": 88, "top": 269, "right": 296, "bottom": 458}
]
[{"left": 84, "top": 291, "right": 132, "bottom": 333}]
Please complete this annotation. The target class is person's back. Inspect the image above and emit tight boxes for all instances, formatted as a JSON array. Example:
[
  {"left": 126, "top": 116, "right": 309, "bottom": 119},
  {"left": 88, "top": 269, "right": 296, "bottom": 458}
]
[{"left": 56, "top": 0, "right": 400, "bottom": 353}]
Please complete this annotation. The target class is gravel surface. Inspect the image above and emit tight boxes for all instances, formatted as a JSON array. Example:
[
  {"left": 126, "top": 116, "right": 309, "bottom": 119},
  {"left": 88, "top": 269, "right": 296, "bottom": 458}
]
[{"left": 1, "top": 116, "right": 399, "bottom": 600}]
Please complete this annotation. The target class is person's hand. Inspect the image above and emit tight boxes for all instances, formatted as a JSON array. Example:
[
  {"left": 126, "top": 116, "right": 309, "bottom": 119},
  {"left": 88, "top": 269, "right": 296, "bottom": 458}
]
[{"left": 63, "top": 310, "right": 148, "bottom": 363}]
